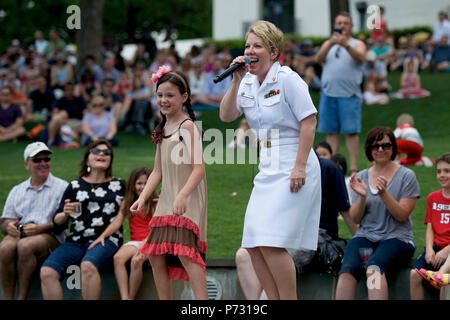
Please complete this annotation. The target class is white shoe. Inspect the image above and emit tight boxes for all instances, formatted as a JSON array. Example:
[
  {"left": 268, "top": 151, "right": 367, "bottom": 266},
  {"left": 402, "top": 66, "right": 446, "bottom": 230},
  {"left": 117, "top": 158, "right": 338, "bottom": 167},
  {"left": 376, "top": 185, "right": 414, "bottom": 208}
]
[{"left": 421, "top": 156, "right": 434, "bottom": 167}]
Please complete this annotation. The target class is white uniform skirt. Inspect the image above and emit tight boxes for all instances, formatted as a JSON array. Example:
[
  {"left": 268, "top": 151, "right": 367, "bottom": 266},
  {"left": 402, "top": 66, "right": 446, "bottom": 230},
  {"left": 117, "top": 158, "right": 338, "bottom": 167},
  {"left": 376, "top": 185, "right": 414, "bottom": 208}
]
[{"left": 241, "top": 142, "right": 321, "bottom": 251}]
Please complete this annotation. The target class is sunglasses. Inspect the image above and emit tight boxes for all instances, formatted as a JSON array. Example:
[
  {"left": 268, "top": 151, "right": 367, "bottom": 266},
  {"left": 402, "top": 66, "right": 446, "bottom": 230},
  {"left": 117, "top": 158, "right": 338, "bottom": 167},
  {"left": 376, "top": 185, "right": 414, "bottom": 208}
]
[
  {"left": 92, "top": 103, "right": 104, "bottom": 107},
  {"left": 335, "top": 47, "right": 341, "bottom": 58},
  {"left": 371, "top": 142, "right": 393, "bottom": 151},
  {"left": 31, "top": 157, "right": 51, "bottom": 163},
  {"left": 90, "top": 148, "right": 112, "bottom": 156}
]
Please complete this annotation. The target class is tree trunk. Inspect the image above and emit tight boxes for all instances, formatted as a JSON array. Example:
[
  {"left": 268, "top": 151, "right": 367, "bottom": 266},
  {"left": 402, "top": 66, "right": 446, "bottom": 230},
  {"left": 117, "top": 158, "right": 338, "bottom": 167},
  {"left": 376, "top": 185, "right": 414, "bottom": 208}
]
[
  {"left": 329, "top": 0, "right": 350, "bottom": 31},
  {"left": 76, "top": 0, "right": 105, "bottom": 75}
]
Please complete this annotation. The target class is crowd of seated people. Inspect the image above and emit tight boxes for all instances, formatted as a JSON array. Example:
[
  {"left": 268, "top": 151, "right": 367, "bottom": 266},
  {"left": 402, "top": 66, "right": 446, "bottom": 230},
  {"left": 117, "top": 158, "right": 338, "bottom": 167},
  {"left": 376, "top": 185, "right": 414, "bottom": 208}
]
[
  {"left": 0, "top": 28, "right": 238, "bottom": 144},
  {"left": 1, "top": 10, "right": 447, "bottom": 146}
]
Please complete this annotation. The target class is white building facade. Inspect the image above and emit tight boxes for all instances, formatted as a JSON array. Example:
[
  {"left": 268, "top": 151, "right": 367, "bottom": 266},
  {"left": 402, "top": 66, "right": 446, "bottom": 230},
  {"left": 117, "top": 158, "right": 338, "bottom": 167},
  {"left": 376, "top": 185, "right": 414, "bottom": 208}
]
[{"left": 213, "top": 0, "right": 450, "bottom": 40}]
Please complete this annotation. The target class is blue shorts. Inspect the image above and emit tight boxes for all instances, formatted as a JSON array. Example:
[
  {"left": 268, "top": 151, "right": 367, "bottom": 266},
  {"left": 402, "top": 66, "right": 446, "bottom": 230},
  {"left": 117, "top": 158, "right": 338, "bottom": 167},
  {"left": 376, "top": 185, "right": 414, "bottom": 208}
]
[
  {"left": 339, "top": 237, "right": 415, "bottom": 280},
  {"left": 413, "top": 246, "right": 447, "bottom": 270},
  {"left": 317, "top": 93, "right": 362, "bottom": 134},
  {"left": 41, "top": 240, "right": 119, "bottom": 277}
]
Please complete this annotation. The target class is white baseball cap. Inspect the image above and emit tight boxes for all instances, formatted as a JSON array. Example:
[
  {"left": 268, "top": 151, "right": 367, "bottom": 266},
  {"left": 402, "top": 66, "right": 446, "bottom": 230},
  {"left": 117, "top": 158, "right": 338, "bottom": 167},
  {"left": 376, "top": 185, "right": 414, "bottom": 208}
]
[
  {"left": 24, "top": 142, "right": 52, "bottom": 161},
  {"left": 366, "top": 51, "right": 377, "bottom": 62}
]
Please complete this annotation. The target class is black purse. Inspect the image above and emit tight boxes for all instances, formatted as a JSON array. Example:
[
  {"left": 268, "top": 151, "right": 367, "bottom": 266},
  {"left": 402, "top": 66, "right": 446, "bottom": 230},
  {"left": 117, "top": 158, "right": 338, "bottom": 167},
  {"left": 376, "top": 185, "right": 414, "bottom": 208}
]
[{"left": 312, "top": 236, "right": 348, "bottom": 275}]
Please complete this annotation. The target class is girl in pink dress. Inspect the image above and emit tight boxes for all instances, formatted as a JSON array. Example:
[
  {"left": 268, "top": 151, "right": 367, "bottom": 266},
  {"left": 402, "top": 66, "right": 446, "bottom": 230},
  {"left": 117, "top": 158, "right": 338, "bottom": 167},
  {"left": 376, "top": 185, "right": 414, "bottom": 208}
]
[
  {"left": 131, "top": 67, "right": 208, "bottom": 300},
  {"left": 398, "top": 59, "right": 430, "bottom": 98}
]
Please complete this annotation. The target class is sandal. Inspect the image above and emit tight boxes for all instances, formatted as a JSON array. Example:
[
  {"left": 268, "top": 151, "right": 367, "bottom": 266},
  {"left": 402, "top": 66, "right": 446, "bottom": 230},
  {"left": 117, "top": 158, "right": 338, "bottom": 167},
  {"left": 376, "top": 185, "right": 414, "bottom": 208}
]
[
  {"left": 432, "top": 271, "right": 450, "bottom": 286},
  {"left": 415, "top": 268, "right": 441, "bottom": 289}
]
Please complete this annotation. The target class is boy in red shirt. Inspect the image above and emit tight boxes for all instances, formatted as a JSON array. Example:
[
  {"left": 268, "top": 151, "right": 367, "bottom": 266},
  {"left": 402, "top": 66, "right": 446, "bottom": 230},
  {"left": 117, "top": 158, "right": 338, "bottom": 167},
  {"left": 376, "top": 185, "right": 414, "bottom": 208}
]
[{"left": 410, "top": 153, "right": 450, "bottom": 299}]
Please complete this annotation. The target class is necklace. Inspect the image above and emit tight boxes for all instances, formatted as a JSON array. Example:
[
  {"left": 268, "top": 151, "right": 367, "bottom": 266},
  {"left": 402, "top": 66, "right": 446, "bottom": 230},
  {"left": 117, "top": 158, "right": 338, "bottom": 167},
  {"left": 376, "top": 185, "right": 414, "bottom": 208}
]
[{"left": 90, "top": 182, "right": 102, "bottom": 193}]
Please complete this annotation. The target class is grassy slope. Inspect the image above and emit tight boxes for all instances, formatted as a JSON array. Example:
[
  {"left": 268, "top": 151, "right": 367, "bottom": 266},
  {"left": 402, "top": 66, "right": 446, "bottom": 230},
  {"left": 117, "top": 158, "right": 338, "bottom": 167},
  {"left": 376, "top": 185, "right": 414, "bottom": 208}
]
[{"left": 0, "top": 71, "right": 448, "bottom": 258}]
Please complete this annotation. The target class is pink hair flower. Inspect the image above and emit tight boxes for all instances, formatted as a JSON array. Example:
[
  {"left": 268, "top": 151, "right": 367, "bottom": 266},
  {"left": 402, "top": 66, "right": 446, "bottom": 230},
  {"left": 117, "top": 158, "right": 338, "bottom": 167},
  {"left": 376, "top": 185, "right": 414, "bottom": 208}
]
[{"left": 151, "top": 65, "right": 172, "bottom": 84}]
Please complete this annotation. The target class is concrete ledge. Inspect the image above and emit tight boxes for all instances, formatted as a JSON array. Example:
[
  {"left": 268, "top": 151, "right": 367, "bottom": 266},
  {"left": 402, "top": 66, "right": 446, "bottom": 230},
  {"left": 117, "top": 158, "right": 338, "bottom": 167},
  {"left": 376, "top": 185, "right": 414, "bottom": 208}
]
[{"left": 0, "top": 259, "right": 448, "bottom": 300}]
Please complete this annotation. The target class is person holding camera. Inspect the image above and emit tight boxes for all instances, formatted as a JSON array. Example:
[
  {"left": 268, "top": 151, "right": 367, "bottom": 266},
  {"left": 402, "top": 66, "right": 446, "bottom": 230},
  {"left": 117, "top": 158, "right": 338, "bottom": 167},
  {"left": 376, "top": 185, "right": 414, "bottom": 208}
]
[
  {"left": 315, "top": 12, "right": 366, "bottom": 175},
  {"left": 0, "top": 142, "right": 68, "bottom": 299}
]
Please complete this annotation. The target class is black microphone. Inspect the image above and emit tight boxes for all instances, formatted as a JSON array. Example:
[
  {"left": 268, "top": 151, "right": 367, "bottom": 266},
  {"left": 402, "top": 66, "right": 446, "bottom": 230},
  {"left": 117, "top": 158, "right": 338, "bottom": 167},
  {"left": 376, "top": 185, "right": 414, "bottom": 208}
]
[{"left": 213, "top": 56, "right": 252, "bottom": 83}]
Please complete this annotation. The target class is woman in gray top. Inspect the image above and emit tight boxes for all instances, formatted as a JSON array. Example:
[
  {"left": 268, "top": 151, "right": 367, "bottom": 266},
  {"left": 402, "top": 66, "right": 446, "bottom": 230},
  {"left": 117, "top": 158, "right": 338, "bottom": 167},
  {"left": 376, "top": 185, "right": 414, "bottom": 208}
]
[{"left": 335, "top": 126, "right": 420, "bottom": 300}]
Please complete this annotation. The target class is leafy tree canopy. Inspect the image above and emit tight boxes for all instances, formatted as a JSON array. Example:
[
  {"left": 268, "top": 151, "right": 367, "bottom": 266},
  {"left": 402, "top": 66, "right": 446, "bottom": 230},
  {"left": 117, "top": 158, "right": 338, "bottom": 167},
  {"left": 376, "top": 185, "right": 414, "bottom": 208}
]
[{"left": 0, "top": 0, "right": 212, "bottom": 51}]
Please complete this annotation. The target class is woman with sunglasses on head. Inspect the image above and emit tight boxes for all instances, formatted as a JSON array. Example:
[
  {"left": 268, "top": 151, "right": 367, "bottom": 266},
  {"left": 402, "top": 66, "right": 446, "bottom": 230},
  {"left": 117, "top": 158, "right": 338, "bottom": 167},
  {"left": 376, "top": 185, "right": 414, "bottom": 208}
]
[
  {"left": 80, "top": 95, "right": 119, "bottom": 147},
  {"left": 335, "top": 126, "right": 420, "bottom": 300},
  {"left": 40, "top": 139, "right": 126, "bottom": 300}
]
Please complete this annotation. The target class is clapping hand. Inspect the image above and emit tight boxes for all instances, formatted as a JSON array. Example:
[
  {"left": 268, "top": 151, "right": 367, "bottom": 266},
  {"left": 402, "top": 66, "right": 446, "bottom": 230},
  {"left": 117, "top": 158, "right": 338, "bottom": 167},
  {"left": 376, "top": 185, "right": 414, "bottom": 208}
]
[
  {"left": 375, "top": 176, "right": 388, "bottom": 195},
  {"left": 350, "top": 172, "right": 367, "bottom": 197}
]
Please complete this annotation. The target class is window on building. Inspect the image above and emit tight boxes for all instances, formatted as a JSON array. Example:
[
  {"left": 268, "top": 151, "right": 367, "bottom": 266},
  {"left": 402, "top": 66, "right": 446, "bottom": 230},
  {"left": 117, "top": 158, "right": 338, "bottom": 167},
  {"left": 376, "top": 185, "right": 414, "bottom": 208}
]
[{"left": 263, "top": 0, "right": 294, "bottom": 33}]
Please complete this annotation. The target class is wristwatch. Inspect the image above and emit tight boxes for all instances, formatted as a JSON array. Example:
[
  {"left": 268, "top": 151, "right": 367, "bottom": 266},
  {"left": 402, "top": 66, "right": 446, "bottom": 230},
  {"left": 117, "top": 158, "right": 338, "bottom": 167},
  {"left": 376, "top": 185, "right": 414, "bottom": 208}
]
[{"left": 345, "top": 43, "right": 351, "bottom": 50}]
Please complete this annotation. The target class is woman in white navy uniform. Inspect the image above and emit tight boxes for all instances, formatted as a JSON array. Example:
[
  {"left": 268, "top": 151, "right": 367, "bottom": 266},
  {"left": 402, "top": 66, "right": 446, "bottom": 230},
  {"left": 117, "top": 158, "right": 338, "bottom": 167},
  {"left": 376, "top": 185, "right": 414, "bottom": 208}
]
[{"left": 220, "top": 20, "right": 321, "bottom": 299}]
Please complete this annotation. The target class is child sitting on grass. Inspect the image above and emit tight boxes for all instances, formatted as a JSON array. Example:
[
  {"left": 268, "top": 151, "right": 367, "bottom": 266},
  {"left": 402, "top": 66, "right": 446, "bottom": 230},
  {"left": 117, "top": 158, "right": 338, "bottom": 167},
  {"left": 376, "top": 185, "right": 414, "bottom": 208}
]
[
  {"left": 395, "top": 58, "right": 430, "bottom": 99},
  {"left": 394, "top": 113, "right": 434, "bottom": 167}
]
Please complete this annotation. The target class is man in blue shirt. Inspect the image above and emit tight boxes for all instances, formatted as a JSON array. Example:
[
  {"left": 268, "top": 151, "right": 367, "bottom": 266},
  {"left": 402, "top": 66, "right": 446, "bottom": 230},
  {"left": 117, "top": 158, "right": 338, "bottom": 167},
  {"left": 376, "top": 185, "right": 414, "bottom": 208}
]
[
  {"left": 433, "top": 35, "right": 450, "bottom": 72},
  {"left": 191, "top": 55, "right": 231, "bottom": 107}
]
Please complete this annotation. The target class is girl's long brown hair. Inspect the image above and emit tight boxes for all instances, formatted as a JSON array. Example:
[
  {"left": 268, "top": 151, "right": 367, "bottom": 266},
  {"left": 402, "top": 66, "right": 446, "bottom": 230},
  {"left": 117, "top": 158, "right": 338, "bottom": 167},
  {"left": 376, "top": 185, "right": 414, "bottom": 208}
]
[
  {"left": 122, "top": 166, "right": 156, "bottom": 218},
  {"left": 153, "top": 71, "right": 197, "bottom": 142}
]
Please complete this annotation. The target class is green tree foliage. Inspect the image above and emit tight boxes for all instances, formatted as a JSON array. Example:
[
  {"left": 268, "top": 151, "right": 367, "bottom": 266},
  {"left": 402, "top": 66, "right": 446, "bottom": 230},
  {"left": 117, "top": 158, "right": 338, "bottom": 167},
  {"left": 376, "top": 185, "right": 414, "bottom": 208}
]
[
  {"left": 0, "top": 0, "right": 78, "bottom": 50},
  {"left": 0, "top": 0, "right": 212, "bottom": 51},
  {"left": 102, "top": 0, "right": 212, "bottom": 42}
]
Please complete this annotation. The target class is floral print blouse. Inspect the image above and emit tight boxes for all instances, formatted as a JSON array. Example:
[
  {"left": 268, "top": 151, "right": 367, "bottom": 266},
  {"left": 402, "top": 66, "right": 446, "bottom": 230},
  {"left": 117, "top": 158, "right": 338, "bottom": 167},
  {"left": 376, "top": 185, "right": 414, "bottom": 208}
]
[{"left": 54, "top": 177, "right": 126, "bottom": 247}]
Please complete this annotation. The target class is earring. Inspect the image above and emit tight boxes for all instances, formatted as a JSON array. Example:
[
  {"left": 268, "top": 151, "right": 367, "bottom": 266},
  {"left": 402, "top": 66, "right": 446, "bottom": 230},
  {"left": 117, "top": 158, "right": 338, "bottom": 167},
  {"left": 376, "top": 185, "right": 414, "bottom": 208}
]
[{"left": 87, "top": 166, "right": 91, "bottom": 173}]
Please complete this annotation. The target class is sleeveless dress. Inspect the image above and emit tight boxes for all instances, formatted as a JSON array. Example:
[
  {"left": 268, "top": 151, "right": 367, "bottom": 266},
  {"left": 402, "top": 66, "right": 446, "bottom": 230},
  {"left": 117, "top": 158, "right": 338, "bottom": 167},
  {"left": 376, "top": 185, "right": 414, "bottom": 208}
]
[
  {"left": 400, "top": 73, "right": 429, "bottom": 98},
  {"left": 139, "top": 119, "right": 207, "bottom": 281}
]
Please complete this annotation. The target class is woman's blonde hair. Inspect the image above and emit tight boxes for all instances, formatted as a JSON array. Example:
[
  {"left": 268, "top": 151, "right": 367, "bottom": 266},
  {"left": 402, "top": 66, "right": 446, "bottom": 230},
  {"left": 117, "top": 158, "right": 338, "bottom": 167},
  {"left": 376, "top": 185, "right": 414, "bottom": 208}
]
[
  {"left": 90, "top": 95, "right": 105, "bottom": 107},
  {"left": 246, "top": 20, "right": 284, "bottom": 61},
  {"left": 396, "top": 113, "right": 415, "bottom": 127}
]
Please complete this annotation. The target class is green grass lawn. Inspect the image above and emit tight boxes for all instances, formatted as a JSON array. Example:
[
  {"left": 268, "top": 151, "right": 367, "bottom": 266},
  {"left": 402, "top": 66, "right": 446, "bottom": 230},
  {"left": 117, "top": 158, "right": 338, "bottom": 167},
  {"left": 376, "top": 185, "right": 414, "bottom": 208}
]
[{"left": 0, "top": 70, "right": 449, "bottom": 259}]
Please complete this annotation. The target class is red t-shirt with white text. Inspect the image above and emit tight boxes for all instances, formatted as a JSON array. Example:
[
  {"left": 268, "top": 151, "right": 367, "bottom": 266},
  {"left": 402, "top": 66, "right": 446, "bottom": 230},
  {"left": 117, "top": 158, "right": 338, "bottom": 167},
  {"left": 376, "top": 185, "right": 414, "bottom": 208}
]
[{"left": 424, "top": 190, "right": 450, "bottom": 248}]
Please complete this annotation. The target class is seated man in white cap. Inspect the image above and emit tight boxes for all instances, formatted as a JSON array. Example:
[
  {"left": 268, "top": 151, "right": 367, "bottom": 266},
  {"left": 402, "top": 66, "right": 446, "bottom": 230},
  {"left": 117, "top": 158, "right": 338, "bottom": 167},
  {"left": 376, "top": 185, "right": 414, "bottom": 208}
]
[
  {"left": 362, "top": 50, "right": 391, "bottom": 93},
  {"left": 0, "top": 142, "right": 68, "bottom": 300}
]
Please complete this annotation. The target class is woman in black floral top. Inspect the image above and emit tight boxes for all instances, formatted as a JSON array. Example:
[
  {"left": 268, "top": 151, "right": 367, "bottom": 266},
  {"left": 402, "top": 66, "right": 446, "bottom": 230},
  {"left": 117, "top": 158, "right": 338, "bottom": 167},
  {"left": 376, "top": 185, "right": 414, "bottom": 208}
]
[{"left": 40, "top": 139, "right": 125, "bottom": 300}]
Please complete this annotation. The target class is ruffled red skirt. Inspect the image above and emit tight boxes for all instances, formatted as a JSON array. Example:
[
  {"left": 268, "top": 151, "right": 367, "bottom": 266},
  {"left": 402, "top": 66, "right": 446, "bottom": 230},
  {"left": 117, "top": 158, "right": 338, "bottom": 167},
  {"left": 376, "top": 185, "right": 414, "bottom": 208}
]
[{"left": 138, "top": 215, "right": 207, "bottom": 281}]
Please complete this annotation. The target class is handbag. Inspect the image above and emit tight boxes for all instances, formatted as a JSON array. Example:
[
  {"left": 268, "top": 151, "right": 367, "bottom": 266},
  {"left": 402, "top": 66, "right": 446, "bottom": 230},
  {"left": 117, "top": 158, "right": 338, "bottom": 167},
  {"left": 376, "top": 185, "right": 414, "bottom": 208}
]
[{"left": 310, "top": 229, "right": 348, "bottom": 275}]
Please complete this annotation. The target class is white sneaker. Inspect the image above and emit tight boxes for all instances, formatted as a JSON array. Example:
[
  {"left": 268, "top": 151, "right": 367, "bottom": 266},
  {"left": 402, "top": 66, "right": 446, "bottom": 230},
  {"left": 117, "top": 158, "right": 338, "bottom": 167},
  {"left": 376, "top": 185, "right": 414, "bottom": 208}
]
[{"left": 421, "top": 156, "right": 434, "bottom": 167}]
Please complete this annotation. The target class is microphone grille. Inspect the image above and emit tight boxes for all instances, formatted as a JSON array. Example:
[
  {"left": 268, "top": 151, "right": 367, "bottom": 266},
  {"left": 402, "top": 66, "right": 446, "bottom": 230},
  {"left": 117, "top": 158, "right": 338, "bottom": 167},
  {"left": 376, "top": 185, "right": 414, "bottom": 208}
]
[{"left": 244, "top": 56, "right": 251, "bottom": 64}]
